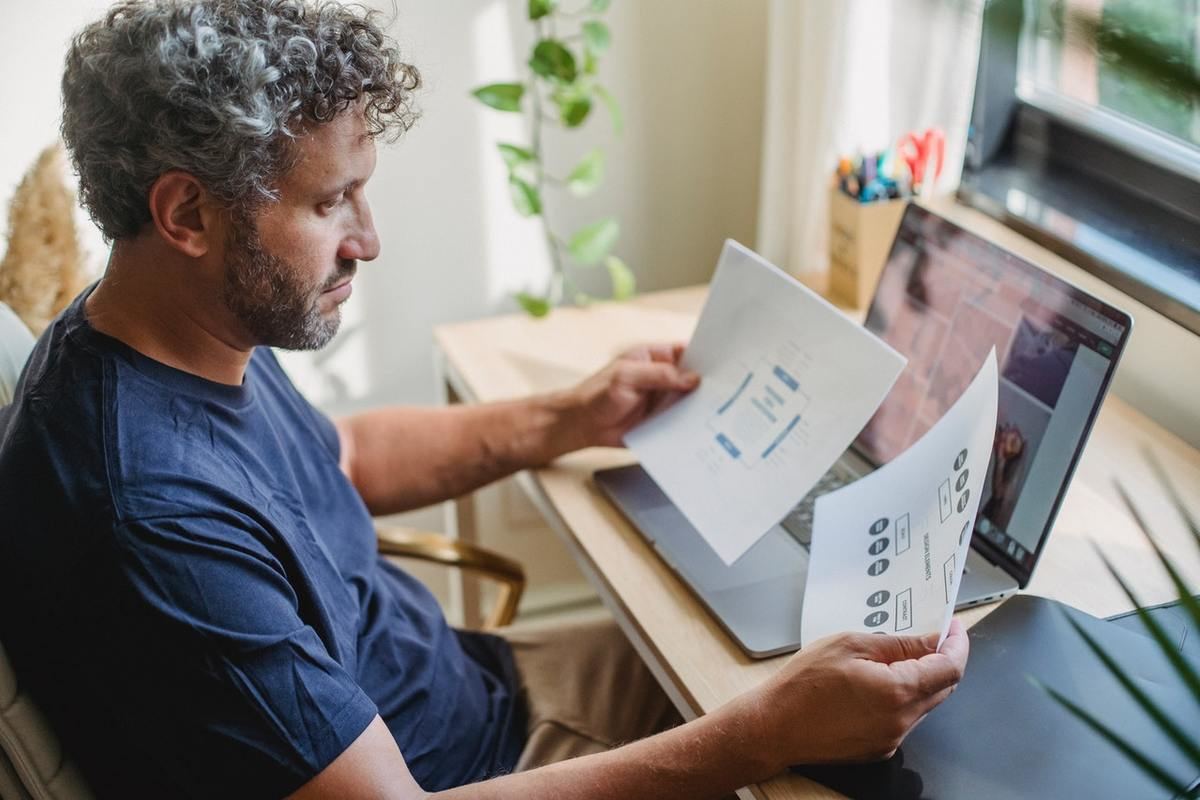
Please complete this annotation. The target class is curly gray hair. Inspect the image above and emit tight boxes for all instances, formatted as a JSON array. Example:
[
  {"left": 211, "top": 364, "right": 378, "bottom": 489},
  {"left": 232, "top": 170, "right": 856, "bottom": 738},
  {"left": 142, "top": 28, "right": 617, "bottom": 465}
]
[{"left": 61, "top": 0, "right": 420, "bottom": 241}]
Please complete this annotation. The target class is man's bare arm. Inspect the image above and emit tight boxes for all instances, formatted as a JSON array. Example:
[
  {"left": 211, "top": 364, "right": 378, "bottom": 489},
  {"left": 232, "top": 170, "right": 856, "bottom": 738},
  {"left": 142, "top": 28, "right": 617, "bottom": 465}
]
[
  {"left": 335, "top": 396, "right": 571, "bottom": 515},
  {"left": 334, "top": 344, "right": 697, "bottom": 515},
  {"left": 289, "top": 622, "right": 970, "bottom": 800},
  {"left": 292, "top": 698, "right": 770, "bottom": 800}
]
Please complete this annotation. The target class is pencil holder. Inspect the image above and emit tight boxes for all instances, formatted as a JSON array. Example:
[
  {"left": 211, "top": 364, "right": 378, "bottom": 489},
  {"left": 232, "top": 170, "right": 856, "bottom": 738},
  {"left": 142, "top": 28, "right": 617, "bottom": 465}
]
[{"left": 828, "top": 187, "right": 908, "bottom": 309}]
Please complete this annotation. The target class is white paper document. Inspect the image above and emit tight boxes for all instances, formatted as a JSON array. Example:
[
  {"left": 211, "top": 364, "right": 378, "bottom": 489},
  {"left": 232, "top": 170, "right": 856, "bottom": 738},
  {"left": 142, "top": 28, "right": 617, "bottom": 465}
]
[
  {"left": 800, "top": 350, "right": 999, "bottom": 647},
  {"left": 624, "top": 240, "right": 906, "bottom": 565}
]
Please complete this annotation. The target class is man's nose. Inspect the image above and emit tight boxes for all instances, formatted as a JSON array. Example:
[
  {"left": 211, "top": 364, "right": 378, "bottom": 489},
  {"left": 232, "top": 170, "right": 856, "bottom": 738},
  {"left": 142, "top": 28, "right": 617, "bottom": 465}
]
[{"left": 340, "top": 202, "right": 381, "bottom": 262}]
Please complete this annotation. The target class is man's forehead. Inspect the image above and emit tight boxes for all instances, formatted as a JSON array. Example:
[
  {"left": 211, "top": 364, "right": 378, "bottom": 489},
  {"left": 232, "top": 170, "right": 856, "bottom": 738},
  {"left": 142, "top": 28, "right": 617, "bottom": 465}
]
[
  {"left": 286, "top": 113, "right": 375, "bottom": 187},
  {"left": 301, "top": 112, "right": 373, "bottom": 154}
]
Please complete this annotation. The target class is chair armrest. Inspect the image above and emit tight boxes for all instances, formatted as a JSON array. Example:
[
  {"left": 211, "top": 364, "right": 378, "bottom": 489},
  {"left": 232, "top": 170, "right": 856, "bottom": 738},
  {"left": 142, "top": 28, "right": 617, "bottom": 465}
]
[{"left": 375, "top": 525, "right": 525, "bottom": 630}]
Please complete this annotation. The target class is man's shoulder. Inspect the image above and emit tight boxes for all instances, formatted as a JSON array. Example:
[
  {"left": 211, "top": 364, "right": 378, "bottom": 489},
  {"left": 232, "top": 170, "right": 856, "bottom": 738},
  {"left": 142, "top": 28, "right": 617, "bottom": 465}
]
[
  {"left": 6, "top": 306, "right": 106, "bottom": 416},
  {"left": 0, "top": 312, "right": 111, "bottom": 486},
  {"left": 1, "top": 325, "right": 268, "bottom": 522}
]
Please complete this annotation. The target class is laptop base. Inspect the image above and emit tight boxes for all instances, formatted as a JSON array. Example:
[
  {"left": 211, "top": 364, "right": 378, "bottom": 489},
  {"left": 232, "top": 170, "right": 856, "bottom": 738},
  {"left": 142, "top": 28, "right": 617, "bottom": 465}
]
[{"left": 595, "top": 463, "right": 1013, "bottom": 658}]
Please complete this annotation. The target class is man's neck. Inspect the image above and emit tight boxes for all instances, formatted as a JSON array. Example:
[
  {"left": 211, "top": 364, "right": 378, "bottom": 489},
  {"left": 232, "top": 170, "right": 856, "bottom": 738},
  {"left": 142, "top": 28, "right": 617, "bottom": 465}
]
[{"left": 85, "top": 240, "right": 255, "bottom": 386}]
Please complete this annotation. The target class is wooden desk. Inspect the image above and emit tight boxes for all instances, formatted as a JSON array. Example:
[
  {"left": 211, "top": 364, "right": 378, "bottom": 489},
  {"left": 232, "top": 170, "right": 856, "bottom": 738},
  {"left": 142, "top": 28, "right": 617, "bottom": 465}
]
[{"left": 434, "top": 286, "right": 1200, "bottom": 800}]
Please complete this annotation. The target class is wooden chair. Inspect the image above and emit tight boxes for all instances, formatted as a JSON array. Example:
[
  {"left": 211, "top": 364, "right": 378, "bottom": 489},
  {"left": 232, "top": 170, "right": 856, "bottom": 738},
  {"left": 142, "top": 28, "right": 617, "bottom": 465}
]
[{"left": 376, "top": 525, "right": 525, "bottom": 630}]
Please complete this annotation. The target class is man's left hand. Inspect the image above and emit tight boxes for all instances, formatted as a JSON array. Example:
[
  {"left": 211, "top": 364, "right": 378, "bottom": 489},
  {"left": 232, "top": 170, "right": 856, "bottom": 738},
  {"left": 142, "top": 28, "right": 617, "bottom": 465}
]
[{"left": 562, "top": 343, "right": 700, "bottom": 450}]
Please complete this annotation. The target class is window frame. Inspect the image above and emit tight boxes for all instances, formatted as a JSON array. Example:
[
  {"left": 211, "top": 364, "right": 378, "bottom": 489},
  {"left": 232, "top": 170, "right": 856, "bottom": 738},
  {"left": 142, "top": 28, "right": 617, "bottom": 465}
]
[{"left": 960, "top": 0, "right": 1200, "bottom": 336}]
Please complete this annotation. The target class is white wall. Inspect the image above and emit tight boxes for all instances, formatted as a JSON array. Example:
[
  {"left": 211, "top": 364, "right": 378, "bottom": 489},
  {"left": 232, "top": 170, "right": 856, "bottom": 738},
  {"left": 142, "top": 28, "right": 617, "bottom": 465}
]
[{"left": 0, "top": 0, "right": 769, "bottom": 611}]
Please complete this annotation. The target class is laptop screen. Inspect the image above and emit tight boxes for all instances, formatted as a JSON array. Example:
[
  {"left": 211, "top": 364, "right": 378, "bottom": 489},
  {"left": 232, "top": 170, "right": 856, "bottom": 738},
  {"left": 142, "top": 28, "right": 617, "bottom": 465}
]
[{"left": 855, "top": 204, "right": 1130, "bottom": 584}]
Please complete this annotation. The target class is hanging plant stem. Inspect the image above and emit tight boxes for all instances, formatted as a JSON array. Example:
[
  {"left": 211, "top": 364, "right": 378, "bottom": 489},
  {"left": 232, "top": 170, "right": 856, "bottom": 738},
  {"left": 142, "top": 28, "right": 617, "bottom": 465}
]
[{"left": 471, "top": 0, "right": 633, "bottom": 317}]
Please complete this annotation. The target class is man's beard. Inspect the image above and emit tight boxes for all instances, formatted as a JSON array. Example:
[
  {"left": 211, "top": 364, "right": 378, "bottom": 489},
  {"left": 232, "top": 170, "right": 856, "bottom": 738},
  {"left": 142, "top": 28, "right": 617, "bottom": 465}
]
[{"left": 222, "top": 218, "right": 354, "bottom": 351}]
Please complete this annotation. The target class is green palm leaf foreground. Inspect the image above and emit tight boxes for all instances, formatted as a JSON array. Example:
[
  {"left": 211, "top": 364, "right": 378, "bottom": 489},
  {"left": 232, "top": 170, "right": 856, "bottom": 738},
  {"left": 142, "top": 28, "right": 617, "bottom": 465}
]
[{"left": 1036, "top": 448, "right": 1200, "bottom": 798}]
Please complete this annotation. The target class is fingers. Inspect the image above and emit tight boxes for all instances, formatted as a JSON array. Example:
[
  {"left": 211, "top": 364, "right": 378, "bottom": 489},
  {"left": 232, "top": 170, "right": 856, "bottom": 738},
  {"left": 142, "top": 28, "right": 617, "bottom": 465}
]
[
  {"left": 908, "top": 646, "right": 967, "bottom": 699},
  {"left": 939, "top": 618, "right": 969, "bottom": 662},
  {"left": 852, "top": 618, "right": 968, "bottom": 671},
  {"left": 619, "top": 360, "right": 699, "bottom": 393},
  {"left": 645, "top": 342, "right": 687, "bottom": 364},
  {"left": 852, "top": 631, "right": 939, "bottom": 664},
  {"left": 910, "top": 683, "right": 957, "bottom": 721},
  {"left": 853, "top": 622, "right": 968, "bottom": 698},
  {"left": 647, "top": 389, "right": 684, "bottom": 417},
  {"left": 897, "top": 627, "right": 969, "bottom": 736},
  {"left": 620, "top": 342, "right": 688, "bottom": 365}
]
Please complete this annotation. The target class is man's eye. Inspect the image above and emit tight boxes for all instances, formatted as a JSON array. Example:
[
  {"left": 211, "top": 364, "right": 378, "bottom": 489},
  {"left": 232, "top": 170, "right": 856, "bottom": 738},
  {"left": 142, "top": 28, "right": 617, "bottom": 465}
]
[{"left": 320, "top": 194, "right": 345, "bottom": 211}]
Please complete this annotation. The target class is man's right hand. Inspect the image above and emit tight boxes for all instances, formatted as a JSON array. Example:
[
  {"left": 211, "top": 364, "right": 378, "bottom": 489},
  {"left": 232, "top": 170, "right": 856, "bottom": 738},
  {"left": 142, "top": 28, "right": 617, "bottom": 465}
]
[{"left": 742, "top": 618, "right": 969, "bottom": 769}]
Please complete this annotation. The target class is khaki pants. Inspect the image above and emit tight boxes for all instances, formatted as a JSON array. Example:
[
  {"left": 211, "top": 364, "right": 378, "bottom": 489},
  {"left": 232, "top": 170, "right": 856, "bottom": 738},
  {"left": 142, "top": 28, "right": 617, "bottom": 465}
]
[{"left": 499, "top": 616, "right": 683, "bottom": 770}]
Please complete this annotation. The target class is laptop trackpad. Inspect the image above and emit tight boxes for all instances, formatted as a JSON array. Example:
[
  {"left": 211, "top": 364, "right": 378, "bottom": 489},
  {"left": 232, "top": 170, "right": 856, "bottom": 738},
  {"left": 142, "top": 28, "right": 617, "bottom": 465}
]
[
  {"left": 709, "top": 573, "right": 807, "bottom": 656},
  {"left": 642, "top": 504, "right": 807, "bottom": 592}
]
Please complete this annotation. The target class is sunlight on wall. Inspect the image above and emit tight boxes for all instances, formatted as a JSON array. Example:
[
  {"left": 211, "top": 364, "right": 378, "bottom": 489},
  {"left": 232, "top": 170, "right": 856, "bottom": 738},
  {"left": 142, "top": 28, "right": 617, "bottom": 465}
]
[
  {"left": 472, "top": 0, "right": 552, "bottom": 307},
  {"left": 831, "top": 2, "right": 893, "bottom": 155}
]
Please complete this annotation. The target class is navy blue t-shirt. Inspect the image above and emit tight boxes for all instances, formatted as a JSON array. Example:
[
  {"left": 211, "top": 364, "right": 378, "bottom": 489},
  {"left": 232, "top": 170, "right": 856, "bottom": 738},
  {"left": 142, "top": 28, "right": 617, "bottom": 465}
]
[{"left": 0, "top": 292, "right": 525, "bottom": 798}]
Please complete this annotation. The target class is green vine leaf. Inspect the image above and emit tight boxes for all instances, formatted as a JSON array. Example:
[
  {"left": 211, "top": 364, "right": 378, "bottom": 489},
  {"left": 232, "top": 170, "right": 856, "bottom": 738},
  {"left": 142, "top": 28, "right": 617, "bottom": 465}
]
[
  {"left": 509, "top": 177, "right": 542, "bottom": 217},
  {"left": 497, "top": 143, "right": 535, "bottom": 167},
  {"left": 515, "top": 292, "right": 551, "bottom": 317},
  {"left": 566, "top": 149, "right": 605, "bottom": 196},
  {"left": 582, "top": 21, "right": 611, "bottom": 54},
  {"left": 553, "top": 85, "right": 593, "bottom": 127},
  {"left": 593, "top": 84, "right": 623, "bottom": 135},
  {"left": 590, "top": 0, "right": 612, "bottom": 11},
  {"left": 568, "top": 218, "right": 619, "bottom": 265},
  {"left": 498, "top": 143, "right": 538, "bottom": 182},
  {"left": 605, "top": 255, "right": 635, "bottom": 299},
  {"left": 528, "top": 0, "right": 557, "bottom": 20},
  {"left": 472, "top": 83, "right": 524, "bottom": 112},
  {"left": 529, "top": 40, "right": 577, "bottom": 83}
]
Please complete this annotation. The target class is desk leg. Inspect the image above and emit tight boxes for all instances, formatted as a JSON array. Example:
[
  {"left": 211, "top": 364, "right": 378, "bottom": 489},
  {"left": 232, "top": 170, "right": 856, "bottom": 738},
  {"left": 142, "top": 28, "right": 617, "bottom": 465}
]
[{"left": 440, "top": 379, "right": 484, "bottom": 629}]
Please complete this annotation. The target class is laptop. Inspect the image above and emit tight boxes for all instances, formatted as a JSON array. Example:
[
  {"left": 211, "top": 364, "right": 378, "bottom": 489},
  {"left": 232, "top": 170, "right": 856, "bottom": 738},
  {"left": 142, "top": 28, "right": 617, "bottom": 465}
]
[{"left": 595, "top": 204, "right": 1133, "bottom": 657}]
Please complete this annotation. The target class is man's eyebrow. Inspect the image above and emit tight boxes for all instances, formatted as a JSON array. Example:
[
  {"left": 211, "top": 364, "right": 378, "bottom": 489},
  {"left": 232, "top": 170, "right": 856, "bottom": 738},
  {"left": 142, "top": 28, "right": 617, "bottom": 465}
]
[{"left": 317, "top": 177, "right": 363, "bottom": 198}]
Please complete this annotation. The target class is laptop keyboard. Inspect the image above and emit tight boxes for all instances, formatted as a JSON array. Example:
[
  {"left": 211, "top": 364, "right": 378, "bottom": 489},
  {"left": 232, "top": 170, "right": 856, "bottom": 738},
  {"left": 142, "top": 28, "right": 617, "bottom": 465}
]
[
  {"left": 779, "top": 467, "right": 856, "bottom": 547},
  {"left": 778, "top": 466, "right": 976, "bottom": 572}
]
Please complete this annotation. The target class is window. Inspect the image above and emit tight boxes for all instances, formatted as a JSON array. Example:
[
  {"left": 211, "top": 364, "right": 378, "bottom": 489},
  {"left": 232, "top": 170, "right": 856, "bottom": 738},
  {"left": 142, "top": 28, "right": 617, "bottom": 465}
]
[
  {"left": 961, "top": 0, "right": 1200, "bottom": 335},
  {"left": 1021, "top": 0, "right": 1200, "bottom": 171}
]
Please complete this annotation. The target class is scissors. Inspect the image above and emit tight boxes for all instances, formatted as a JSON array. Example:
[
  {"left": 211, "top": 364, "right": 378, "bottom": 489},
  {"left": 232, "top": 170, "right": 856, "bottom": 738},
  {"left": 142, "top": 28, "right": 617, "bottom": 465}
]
[{"left": 899, "top": 127, "right": 945, "bottom": 195}]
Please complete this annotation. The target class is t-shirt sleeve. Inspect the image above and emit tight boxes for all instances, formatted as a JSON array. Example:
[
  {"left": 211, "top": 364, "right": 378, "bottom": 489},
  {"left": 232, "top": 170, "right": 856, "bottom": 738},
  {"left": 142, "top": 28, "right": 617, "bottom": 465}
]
[{"left": 107, "top": 513, "right": 379, "bottom": 798}]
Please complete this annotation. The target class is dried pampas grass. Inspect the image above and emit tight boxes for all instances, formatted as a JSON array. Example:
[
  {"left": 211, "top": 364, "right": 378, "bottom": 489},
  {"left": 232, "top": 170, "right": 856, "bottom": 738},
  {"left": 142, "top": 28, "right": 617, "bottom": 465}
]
[{"left": 0, "top": 144, "right": 90, "bottom": 335}]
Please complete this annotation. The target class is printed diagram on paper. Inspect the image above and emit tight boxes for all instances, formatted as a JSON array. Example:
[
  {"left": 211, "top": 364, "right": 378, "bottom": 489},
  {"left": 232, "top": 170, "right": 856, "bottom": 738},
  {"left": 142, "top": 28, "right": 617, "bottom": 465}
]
[
  {"left": 703, "top": 347, "right": 812, "bottom": 470},
  {"left": 853, "top": 448, "right": 974, "bottom": 635},
  {"left": 801, "top": 350, "right": 999, "bottom": 647},
  {"left": 625, "top": 240, "right": 906, "bottom": 565}
]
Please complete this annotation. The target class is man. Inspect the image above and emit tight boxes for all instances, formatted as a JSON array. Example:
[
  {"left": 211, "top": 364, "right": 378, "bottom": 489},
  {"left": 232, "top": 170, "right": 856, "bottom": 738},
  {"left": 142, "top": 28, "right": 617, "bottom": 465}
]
[{"left": 0, "top": 1, "right": 968, "bottom": 798}]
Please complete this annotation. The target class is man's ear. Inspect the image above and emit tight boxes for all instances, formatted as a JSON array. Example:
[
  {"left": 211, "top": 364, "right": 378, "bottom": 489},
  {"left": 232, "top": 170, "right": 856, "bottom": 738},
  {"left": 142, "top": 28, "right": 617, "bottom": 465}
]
[{"left": 146, "top": 170, "right": 224, "bottom": 257}]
